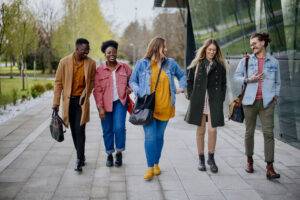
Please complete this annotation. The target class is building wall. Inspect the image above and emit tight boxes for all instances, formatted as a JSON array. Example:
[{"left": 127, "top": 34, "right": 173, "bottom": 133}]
[{"left": 188, "top": 0, "right": 300, "bottom": 147}]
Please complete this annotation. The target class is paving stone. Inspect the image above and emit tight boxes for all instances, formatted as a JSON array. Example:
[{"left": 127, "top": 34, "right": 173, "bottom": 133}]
[
  {"left": 0, "top": 182, "right": 24, "bottom": 199},
  {"left": 109, "top": 173, "right": 125, "bottom": 181},
  {"left": 245, "top": 179, "right": 288, "bottom": 195},
  {"left": 109, "top": 181, "right": 126, "bottom": 192},
  {"left": 59, "top": 169, "right": 94, "bottom": 188},
  {"left": 90, "top": 186, "right": 109, "bottom": 198},
  {"left": 108, "top": 192, "right": 126, "bottom": 200},
  {"left": 164, "top": 191, "right": 189, "bottom": 200},
  {"left": 40, "top": 154, "right": 71, "bottom": 166},
  {"left": 31, "top": 165, "right": 65, "bottom": 178},
  {"left": 126, "top": 175, "right": 161, "bottom": 192},
  {"left": 14, "top": 191, "right": 53, "bottom": 200},
  {"left": 54, "top": 186, "right": 90, "bottom": 198},
  {"left": 0, "top": 140, "right": 20, "bottom": 148},
  {"left": 222, "top": 189, "right": 263, "bottom": 200},
  {"left": 0, "top": 168, "right": 35, "bottom": 182},
  {"left": 187, "top": 192, "right": 226, "bottom": 200},
  {"left": 211, "top": 175, "right": 251, "bottom": 190},
  {"left": 259, "top": 193, "right": 300, "bottom": 200},
  {"left": 127, "top": 190, "right": 164, "bottom": 200},
  {"left": 159, "top": 179, "right": 184, "bottom": 191},
  {"left": 182, "top": 179, "right": 219, "bottom": 195},
  {"left": 20, "top": 176, "right": 61, "bottom": 193}
]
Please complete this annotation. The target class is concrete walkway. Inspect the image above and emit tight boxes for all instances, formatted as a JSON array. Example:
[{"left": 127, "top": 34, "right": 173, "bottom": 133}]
[{"left": 0, "top": 94, "right": 299, "bottom": 200}]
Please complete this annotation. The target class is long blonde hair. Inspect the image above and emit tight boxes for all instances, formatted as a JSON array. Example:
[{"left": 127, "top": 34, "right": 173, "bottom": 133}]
[
  {"left": 144, "top": 37, "right": 166, "bottom": 62},
  {"left": 189, "top": 39, "right": 225, "bottom": 69}
]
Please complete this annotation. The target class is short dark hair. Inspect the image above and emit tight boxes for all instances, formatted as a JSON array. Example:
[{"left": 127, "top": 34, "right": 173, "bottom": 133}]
[
  {"left": 250, "top": 32, "right": 271, "bottom": 47},
  {"left": 101, "top": 40, "right": 118, "bottom": 53},
  {"left": 76, "top": 38, "right": 89, "bottom": 46}
]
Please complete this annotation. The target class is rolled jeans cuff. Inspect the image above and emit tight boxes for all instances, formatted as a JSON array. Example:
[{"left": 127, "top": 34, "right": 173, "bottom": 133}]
[
  {"left": 106, "top": 149, "right": 115, "bottom": 155},
  {"left": 116, "top": 148, "right": 125, "bottom": 152}
]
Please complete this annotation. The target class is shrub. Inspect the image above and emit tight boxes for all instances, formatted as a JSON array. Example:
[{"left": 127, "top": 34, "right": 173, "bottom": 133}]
[
  {"left": 20, "top": 90, "right": 30, "bottom": 102},
  {"left": 45, "top": 82, "right": 53, "bottom": 90},
  {"left": 31, "top": 83, "right": 45, "bottom": 98},
  {"left": 0, "top": 94, "right": 10, "bottom": 109},
  {"left": 12, "top": 88, "right": 18, "bottom": 105}
]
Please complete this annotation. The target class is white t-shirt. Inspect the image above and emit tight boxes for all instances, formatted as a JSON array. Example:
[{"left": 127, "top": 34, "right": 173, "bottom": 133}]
[{"left": 112, "top": 70, "right": 119, "bottom": 101}]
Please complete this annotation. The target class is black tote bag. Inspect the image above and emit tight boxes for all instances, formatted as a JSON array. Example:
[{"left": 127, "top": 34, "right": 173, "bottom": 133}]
[
  {"left": 129, "top": 66, "right": 163, "bottom": 126},
  {"left": 229, "top": 54, "right": 249, "bottom": 123},
  {"left": 49, "top": 110, "right": 66, "bottom": 142}
]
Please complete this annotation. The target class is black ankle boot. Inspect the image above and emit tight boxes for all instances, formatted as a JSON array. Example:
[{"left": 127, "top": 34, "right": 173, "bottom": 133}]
[
  {"left": 106, "top": 154, "right": 113, "bottom": 167},
  {"left": 115, "top": 152, "right": 122, "bottom": 167},
  {"left": 207, "top": 153, "right": 218, "bottom": 173},
  {"left": 75, "top": 159, "right": 84, "bottom": 172},
  {"left": 198, "top": 154, "right": 206, "bottom": 171}
]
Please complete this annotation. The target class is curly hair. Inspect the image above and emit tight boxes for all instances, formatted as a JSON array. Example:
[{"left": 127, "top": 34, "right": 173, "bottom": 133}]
[
  {"left": 101, "top": 40, "right": 118, "bottom": 53},
  {"left": 250, "top": 32, "right": 271, "bottom": 47}
]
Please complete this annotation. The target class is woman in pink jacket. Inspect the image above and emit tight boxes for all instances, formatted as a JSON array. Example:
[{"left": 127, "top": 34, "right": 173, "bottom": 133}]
[{"left": 93, "top": 40, "right": 132, "bottom": 167}]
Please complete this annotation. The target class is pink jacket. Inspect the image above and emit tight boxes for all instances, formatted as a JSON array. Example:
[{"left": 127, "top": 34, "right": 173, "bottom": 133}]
[{"left": 93, "top": 62, "right": 132, "bottom": 112}]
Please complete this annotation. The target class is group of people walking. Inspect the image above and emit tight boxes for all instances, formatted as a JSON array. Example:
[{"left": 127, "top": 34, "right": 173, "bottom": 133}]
[{"left": 52, "top": 32, "right": 281, "bottom": 181}]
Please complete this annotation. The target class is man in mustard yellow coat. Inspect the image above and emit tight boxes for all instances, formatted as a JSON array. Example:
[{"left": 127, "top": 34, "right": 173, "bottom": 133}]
[{"left": 53, "top": 38, "right": 96, "bottom": 172}]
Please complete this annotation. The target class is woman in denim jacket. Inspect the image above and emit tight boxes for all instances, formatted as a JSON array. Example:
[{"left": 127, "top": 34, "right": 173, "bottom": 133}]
[
  {"left": 129, "top": 37, "right": 186, "bottom": 181},
  {"left": 234, "top": 33, "right": 281, "bottom": 180}
]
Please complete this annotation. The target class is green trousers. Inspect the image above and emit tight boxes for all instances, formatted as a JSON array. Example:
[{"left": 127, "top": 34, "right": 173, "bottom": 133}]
[{"left": 243, "top": 100, "right": 275, "bottom": 163}]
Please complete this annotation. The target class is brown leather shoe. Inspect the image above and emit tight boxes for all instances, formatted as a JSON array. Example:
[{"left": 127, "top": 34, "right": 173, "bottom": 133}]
[
  {"left": 266, "top": 163, "right": 280, "bottom": 179},
  {"left": 245, "top": 156, "right": 254, "bottom": 173}
]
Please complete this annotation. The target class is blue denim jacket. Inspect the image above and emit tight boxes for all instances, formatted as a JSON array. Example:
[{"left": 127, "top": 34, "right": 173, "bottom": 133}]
[
  {"left": 234, "top": 53, "right": 281, "bottom": 108},
  {"left": 129, "top": 58, "right": 187, "bottom": 105}
]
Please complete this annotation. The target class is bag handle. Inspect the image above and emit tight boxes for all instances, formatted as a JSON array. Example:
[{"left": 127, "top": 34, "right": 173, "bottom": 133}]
[{"left": 52, "top": 110, "right": 67, "bottom": 127}]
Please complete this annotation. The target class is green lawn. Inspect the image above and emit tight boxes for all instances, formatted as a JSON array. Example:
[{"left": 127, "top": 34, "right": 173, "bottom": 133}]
[
  {"left": 0, "top": 77, "right": 53, "bottom": 107},
  {"left": 0, "top": 66, "right": 54, "bottom": 77}
]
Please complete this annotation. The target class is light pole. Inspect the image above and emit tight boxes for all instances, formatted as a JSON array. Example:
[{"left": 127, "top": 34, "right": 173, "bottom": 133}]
[{"left": 129, "top": 43, "right": 135, "bottom": 65}]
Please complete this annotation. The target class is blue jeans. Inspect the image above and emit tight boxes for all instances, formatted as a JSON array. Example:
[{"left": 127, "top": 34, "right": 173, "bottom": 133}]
[
  {"left": 101, "top": 100, "right": 127, "bottom": 154},
  {"left": 143, "top": 119, "right": 168, "bottom": 167}
]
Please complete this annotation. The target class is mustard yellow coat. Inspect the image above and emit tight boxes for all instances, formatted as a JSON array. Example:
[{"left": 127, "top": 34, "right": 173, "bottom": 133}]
[{"left": 53, "top": 53, "right": 96, "bottom": 127}]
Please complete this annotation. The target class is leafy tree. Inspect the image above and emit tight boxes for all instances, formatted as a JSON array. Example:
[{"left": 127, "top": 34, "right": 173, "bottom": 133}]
[
  {"left": 53, "top": 0, "right": 113, "bottom": 61},
  {"left": 152, "top": 12, "right": 185, "bottom": 66},
  {"left": 0, "top": 0, "right": 38, "bottom": 75},
  {"left": 119, "top": 21, "right": 151, "bottom": 64}
]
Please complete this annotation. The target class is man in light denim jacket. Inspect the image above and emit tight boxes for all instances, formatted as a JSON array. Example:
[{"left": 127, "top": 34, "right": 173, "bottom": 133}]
[{"left": 234, "top": 33, "right": 281, "bottom": 180}]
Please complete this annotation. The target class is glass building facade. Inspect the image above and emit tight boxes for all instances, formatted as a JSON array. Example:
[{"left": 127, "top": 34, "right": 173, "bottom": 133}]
[{"left": 155, "top": 0, "right": 300, "bottom": 148}]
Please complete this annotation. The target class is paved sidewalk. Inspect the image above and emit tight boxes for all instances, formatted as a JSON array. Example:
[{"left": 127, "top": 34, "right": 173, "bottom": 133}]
[{"left": 0, "top": 94, "right": 299, "bottom": 200}]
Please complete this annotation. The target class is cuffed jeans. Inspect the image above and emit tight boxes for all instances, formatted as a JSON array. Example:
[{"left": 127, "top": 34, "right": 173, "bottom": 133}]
[
  {"left": 143, "top": 119, "right": 168, "bottom": 167},
  {"left": 69, "top": 97, "right": 86, "bottom": 161},
  {"left": 101, "top": 100, "right": 127, "bottom": 154},
  {"left": 243, "top": 100, "right": 275, "bottom": 163}
]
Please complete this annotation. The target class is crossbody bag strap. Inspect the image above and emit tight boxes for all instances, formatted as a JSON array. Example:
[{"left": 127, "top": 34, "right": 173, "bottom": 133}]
[
  {"left": 153, "top": 63, "right": 164, "bottom": 92},
  {"left": 241, "top": 54, "right": 249, "bottom": 98}
]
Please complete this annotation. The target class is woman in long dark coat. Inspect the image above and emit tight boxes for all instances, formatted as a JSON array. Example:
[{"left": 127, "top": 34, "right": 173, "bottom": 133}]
[{"left": 185, "top": 39, "right": 226, "bottom": 173}]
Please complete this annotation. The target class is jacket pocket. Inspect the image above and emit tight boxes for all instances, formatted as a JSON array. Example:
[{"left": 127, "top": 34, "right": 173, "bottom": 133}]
[
  {"left": 100, "top": 75, "right": 110, "bottom": 88},
  {"left": 119, "top": 72, "right": 128, "bottom": 84}
]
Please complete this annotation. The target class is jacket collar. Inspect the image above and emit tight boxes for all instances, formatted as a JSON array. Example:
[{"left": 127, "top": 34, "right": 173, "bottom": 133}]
[
  {"left": 250, "top": 52, "right": 272, "bottom": 61},
  {"left": 102, "top": 61, "right": 122, "bottom": 71},
  {"left": 201, "top": 58, "right": 217, "bottom": 73},
  {"left": 142, "top": 57, "right": 168, "bottom": 70}
]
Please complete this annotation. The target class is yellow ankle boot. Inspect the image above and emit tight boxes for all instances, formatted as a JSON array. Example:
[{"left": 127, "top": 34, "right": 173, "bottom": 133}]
[
  {"left": 144, "top": 168, "right": 154, "bottom": 181},
  {"left": 154, "top": 164, "right": 161, "bottom": 176}
]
